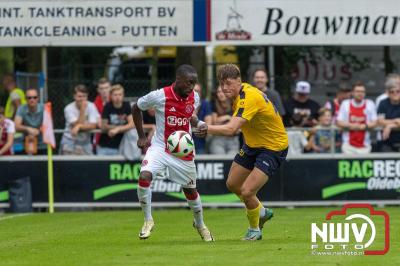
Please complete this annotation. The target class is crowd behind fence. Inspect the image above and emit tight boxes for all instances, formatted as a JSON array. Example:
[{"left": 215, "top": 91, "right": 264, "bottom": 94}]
[{"left": 2, "top": 66, "right": 400, "bottom": 157}]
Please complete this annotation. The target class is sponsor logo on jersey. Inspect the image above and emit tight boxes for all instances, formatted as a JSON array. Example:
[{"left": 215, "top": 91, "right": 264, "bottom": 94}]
[{"left": 167, "top": 116, "right": 189, "bottom": 126}]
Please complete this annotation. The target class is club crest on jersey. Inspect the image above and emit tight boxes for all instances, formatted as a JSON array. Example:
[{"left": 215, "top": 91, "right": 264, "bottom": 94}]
[{"left": 185, "top": 105, "right": 194, "bottom": 114}]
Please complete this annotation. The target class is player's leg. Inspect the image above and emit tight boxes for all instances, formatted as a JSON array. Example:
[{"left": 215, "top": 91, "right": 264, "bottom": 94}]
[
  {"left": 240, "top": 167, "right": 269, "bottom": 240},
  {"left": 167, "top": 155, "right": 214, "bottom": 241},
  {"left": 226, "top": 146, "right": 254, "bottom": 198},
  {"left": 226, "top": 162, "right": 251, "bottom": 198},
  {"left": 137, "top": 170, "right": 154, "bottom": 239},
  {"left": 182, "top": 187, "right": 205, "bottom": 228},
  {"left": 137, "top": 147, "right": 166, "bottom": 239},
  {"left": 137, "top": 171, "right": 153, "bottom": 222},
  {"left": 182, "top": 187, "right": 214, "bottom": 242},
  {"left": 240, "top": 148, "right": 288, "bottom": 240}
]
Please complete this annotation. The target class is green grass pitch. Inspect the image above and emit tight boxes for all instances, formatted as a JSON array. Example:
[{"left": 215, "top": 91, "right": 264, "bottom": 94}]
[{"left": 0, "top": 207, "right": 398, "bottom": 265}]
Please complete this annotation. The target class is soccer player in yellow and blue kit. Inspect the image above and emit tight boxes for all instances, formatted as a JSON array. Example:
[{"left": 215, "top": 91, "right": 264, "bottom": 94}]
[{"left": 197, "top": 64, "right": 288, "bottom": 241}]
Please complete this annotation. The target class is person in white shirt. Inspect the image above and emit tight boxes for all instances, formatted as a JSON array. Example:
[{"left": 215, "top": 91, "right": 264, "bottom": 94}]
[
  {"left": 0, "top": 106, "right": 15, "bottom": 156},
  {"left": 337, "top": 81, "right": 377, "bottom": 154},
  {"left": 60, "top": 85, "right": 100, "bottom": 155}
]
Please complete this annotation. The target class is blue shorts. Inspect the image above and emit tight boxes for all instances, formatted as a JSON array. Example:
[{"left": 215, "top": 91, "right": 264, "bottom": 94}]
[{"left": 233, "top": 145, "right": 288, "bottom": 177}]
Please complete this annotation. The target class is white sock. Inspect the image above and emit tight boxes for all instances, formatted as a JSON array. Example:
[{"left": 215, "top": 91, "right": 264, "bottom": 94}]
[
  {"left": 187, "top": 195, "right": 205, "bottom": 228},
  {"left": 137, "top": 185, "right": 153, "bottom": 221},
  {"left": 259, "top": 205, "right": 266, "bottom": 218}
]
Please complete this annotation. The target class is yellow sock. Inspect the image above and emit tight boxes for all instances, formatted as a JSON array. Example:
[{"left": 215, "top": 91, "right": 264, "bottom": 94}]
[{"left": 246, "top": 202, "right": 261, "bottom": 230}]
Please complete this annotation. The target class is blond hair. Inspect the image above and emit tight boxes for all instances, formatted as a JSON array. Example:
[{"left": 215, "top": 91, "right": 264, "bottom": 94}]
[{"left": 110, "top": 84, "right": 124, "bottom": 94}]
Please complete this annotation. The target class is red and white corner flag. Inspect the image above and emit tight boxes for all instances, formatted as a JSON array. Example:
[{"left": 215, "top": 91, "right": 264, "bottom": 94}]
[{"left": 42, "top": 102, "right": 56, "bottom": 148}]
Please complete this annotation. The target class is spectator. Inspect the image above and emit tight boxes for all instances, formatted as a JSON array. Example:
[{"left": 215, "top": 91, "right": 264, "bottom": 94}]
[
  {"left": 14, "top": 88, "right": 46, "bottom": 155},
  {"left": 3, "top": 74, "right": 26, "bottom": 119},
  {"left": 94, "top": 77, "right": 111, "bottom": 115},
  {"left": 375, "top": 73, "right": 400, "bottom": 109},
  {"left": 209, "top": 86, "right": 239, "bottom": 154},
  {"left": 287, "top": 113, "right": 311, "bottom": 156},
  {"left": 98, "top": 85, "right": 134, "bottom": 155},
  {"left": 324, "top": 83, "right": 351, "bottom": 123},
  {"left": 0, "top": 106, "right": 14, "bottom": 155},
  {"left": 193, "top": 83, "right": 212, "bottom": 154},
  {"left": 377, "top": 84, "right": 400, "bottom": 152},
  {"left": 284, "top": 81, "right": 320, "bottom": 127},
  {"left": 337, "top": 81, "right": 377, "bottom": 154},
  {"left": 60, "top": 85, "right": 99, "bottom": 155},
  {"left": 93, "top": 77, "right": 111, "bottom": 150},
  {"left": 252, "top": 68, "right": 285, "bottom": 116},
  {"left": 310, "top": 108, "right": 338, "bottom": 153},
  {"left": 3, "top": 73, "right": 26, "bottom": 153}
]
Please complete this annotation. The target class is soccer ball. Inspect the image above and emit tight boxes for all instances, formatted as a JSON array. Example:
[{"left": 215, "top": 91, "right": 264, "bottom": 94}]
[{"left": 167, "top": 130, "right": 194, "bottom": 158}]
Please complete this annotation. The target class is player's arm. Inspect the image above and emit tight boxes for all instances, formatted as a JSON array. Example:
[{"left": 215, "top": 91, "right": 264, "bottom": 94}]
[
  {"left": 132, "top": 103, "right": 146, "bottom": 139},
  {"left": 207, "top": 116, "right": 246, "bottom": 137}
]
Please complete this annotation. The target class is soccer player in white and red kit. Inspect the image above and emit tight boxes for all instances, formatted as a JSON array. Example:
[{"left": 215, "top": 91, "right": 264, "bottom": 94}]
[
  {"left": 337, "top": 81, "right": 377, "bottom": 154},
  {"left": 132, "top": 65, "right": 214, "bottom": 241}
]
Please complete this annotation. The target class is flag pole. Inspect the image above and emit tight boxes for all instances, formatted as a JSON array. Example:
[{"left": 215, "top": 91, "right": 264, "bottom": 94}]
[{"left": 47, "top": 143, "right": 54, "bottom": 213}]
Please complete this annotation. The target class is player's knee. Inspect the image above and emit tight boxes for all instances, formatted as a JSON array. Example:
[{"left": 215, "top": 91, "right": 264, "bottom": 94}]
[
  {"left": 226, "top": 180, "right": 239, "bottom": 194},
  {"left": 240, "top": 187, "right": 255, "bottom": 200},
  {"left": 183, "top": 188, "right": 198, "bottom": 200},
  {"left": 139, "top": 171, "right": 153, "bottom": 187}
]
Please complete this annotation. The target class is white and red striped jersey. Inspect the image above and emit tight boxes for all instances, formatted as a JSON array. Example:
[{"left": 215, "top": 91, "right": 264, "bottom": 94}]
[
  {"left": 137, "top": 84, "right": 200, "bottom": 160},
  {"left": 0, "top": 118, "right": 15, "bottom": 155},
  {"left": 337, "top": 99, "right": 377, "bottom": 147}
]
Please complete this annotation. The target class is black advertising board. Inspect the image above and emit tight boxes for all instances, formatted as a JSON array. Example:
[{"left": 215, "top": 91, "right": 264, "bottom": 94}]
[{"left": 1, "top": 156, "right": 399, "bottom": 205}]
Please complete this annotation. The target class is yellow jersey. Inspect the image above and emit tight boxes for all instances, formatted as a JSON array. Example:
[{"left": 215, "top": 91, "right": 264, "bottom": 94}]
[{"left": 232, "top": 83, "right": 288, "bottom": 151}]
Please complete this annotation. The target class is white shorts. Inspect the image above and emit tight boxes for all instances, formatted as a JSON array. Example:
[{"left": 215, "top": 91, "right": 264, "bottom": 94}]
[{"left": 140, "top": 145, "right": 197, "bottom": 188}]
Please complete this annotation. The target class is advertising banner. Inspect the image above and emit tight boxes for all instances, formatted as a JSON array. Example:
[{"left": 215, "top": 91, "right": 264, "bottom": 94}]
[
  {"left": 1, "top": 156, "right": 400, "bottom": 205},
  {"left": 0, "top": 0, "right": 197, "bottom": 46},
  {"left": 212, "top": 0, "right": 400, "bottom": 45}
]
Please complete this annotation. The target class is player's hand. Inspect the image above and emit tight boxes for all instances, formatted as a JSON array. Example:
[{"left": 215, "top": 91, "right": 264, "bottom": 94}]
[
  {"left": 193, "top": 121, "right": 208, "bottom": 138},
  {"left": 108, "top": 128, "right": 119, "bottom": 137},
  {"left": 137, "top": 137, "right": 151, "bottom": 152}
]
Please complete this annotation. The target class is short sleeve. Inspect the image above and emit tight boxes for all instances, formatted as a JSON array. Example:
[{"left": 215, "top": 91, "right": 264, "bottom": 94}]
[
  {"left": 336, "top": 100, "right": 349, "bottom": 122},
  {"left": 124, "top": 102, "right": 132, "bottom": 115},
  {"left": 64, "top": 105, "right": 78, "bottom": 125},
  {"left": 15, "top": 105, "right": 25, "bottom": 119},
  {"left": 101, "top": 103, "right": 110, "bottom": 120},
  {"left": 300, "top": 134, "right": 308, "bottom": 147},
  {"left": 233, "top": 92, "right": 259, "bottom": 121},
  {"left": 137, "top": 89, "right": 164, "bottom": 111},
  {"left": 88, "top": 103, "right": 100, "bottom": 124},
  {"left": 6, "top": 120, "right": 15, "bottom": 134}
]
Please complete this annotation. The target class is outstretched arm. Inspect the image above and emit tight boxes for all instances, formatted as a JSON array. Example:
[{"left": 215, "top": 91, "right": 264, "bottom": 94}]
[{"left": 207, "top": 116, "right": 246, "bottom": 137}]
